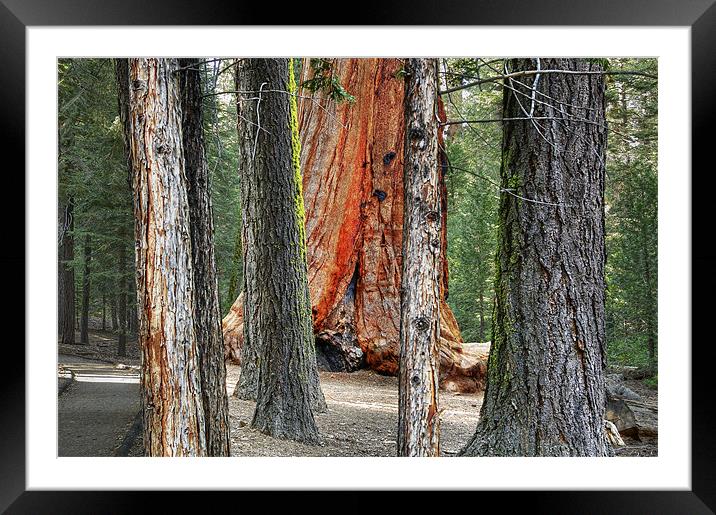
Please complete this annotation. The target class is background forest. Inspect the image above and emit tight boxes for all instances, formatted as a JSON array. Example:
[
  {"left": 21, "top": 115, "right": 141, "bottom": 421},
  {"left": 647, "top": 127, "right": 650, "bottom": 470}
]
[{"left": 58, "top": 57, "right": 657, "bottom": 382}]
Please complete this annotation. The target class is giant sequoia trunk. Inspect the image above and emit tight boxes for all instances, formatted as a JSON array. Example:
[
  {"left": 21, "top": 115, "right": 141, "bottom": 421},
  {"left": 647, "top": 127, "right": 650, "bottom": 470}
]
[
  {"left": 397, "top": 59, "right": 441, "bottom": 457},
  {"left": 460, "top": 59, "right": 612, "bottom": 457},
  {"left": 121, "top": 58, "right": 207, "bottom": 456},
  {"left": 58, "top": 199, "right": 75, "bottom": 344},
  {"left": 235, "top": 58, "right": 326, "bottom": 443},
  {"left": 178, "top": 58, "right": 231, "bottom": 457},
  {"left": 223, "top": 58, "right": 487, "bottom": 393}
]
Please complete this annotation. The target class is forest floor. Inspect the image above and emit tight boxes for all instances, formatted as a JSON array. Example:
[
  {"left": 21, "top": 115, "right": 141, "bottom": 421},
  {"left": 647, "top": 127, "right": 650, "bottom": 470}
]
[{"left": 58, "top": 329, "right": 657, "bottom": 457}]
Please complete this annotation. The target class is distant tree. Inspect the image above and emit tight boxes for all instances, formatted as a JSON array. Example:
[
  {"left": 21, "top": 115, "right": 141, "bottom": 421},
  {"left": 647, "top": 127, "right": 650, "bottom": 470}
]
[
  {"left": 604, "top": 58, "right": 658, "bottom": 375},
  {"left": 397, "top": 58, "right": 441, "bottom": 457},
  {"left": 235, "top": 58, "right": 326, "bottom": 443},
  {"left": 461, "top": 58, "right": 612, "bottom": 456},
  {"left": 79, "top": 235, "right": 92, "bottom": 344},
  {"left": 442, "top": 61, "right": 502, "bottom": 344},
  {"left": 58, "top": 199, "right": 75, "bottom": 345},
  {"left": 121, "top": 57, "right": 207, "bottom": 456},
  {"left": 200, "top": 59, "right": 243, "bottom": 315}
]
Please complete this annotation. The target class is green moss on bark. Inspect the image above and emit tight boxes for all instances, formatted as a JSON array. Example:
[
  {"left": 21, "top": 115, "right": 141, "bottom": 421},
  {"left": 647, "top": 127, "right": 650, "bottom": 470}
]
[{"left": 288, "top": 59, "right": 307, "bottom": 264}]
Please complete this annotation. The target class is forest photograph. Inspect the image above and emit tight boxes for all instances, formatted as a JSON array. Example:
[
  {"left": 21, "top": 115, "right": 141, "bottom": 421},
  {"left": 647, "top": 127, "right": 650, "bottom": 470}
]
[{"left": 57, "top": 56, "right": 658, "bottom": 458}]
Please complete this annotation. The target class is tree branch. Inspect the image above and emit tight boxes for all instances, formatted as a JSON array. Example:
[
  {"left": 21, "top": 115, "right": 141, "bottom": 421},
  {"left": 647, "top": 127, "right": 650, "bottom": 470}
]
[{"left": 439, "top": 69, "right": 657, "bottom": 95}]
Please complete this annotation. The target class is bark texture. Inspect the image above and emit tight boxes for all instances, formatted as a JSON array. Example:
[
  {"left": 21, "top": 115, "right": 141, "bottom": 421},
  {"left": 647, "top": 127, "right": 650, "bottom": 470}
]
[
  {"left": 461, "top": 58, "right": 612, "bottom": 457},
  {"left": 397, "top": 59, "right": 441, "bottom": 457},
  {"left": 222, "top": 58, "right": 485, "bottom": 393},
  {"left": 123, "top": 58, "right": 207, "bottom": 456},
  {"left": 58, "top": 199, "right": 76, "bottom": 344},
  {"left": 178, "top": 58, "right": 231, "bottom": 457},
  {"left": 236, "top": 58, "right": 326, "bottom": 443}
]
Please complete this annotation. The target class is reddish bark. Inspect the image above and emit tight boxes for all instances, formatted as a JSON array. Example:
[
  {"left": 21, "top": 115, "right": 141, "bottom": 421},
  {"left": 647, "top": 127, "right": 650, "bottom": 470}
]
[{"left": 223, "top": 58, "right": 486, "bottom": 392}]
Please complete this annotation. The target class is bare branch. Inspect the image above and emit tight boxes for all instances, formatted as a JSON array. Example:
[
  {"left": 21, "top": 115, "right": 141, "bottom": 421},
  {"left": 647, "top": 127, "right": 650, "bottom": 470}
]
[{"left": 439, "top": 68, "right": 657, "bottom": 95}]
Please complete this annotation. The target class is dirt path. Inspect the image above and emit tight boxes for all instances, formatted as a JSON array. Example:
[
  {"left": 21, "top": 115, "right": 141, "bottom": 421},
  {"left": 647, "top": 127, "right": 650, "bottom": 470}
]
[{"left": 58, "top": 354, "right": 140, "bottom": 457}]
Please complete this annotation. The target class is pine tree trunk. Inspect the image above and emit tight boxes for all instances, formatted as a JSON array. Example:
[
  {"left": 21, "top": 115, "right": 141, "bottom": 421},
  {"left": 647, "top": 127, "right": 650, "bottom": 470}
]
[
  {"left": 398, "top": 58, "right": 441, "bottom": 457},
  {"left": 222, "top": 58, "right": 486, "bottom": 393},
  {"left": 111, "top": 295, "right": 118, "bottom": 332},
  {"left": 461, "top": 58, "right": 611, "bottom": 457},
  {"left": 643, "top": 235, "right": 657, "bottom": 375},
  {"left": 80, "top": 234, "right": 92, "bottom": 344},
  {"left": 122, "top": 57, "right": 207, "bottom": 456},
  {"left": 117, "top": 244, "right": 127, "bottom": 358},
  {"left": 478, "top": 290, "right": 485, "bottom": 342},
  {"left": 58, "top": 199, "right": 76, "bottom": 344},
  {"left": 235, "top": 58, "right": 325, "bottom": 443},
  {"left": 178, "top": 58, "right": 231, "bottom": 457},
  {"left": 127, "top": 297, "right": 135, "bottom": 335},
  {"left": 102, "top": 293, "right": 106, "bottom": 331},
  {"left": 75, "top": 291, "right": 80, "bottom": 330}
]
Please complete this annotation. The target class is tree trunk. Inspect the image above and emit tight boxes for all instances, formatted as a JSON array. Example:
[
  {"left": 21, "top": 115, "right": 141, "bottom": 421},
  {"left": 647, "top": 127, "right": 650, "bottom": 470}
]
[
  {"left": 397, "top": 58, "right": 441, "bottom": 457},
  {"left": 478, "top": 290, "right": 485, "bottom": 342},
  {"left": 80, "top": 234, "right": 92, "bottom": 344},
  {"left": 128, "top": 286, "right": 137, "bottom": 335},
  {"left": 178, "top": 58, "right": 231, "bottom": 457},
  {"left": 122, "top": 57, "right": 207, "bottom": 456},
  {"left": 58, "top": 199, "right": 75, "bottom": 344},
  {"left": 102, "top": 293, "right": 106, "bottom": 331},
  {"left": 111, "top": 295, "right": 118, "bottom": 332},
  {"left": 75, "top": 291, "right": 80, "bottom": 330},
  {"left": 117, "top": 244, "right": 127, "bottom": 358},
  {"left": 643, "top": 233, "right": 657, "bottom": 375},
  {"left": 222, "top": 58, "right": 485, "bottom": 393},
  {"left": 460, "top": 58, "right": 612, "bottom": 457},
  {"left": 235, "top": 58, "right": 325, "bottom": 443}
]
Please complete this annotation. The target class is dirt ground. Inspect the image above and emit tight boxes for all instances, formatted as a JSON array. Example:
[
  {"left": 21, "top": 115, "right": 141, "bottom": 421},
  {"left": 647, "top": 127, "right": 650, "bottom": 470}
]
[
  {"left": 62, "top": 329, "right": 657, "bottom": 458},
  {"left": 224, "top": 365, "right": 480, "bottom": 457}
]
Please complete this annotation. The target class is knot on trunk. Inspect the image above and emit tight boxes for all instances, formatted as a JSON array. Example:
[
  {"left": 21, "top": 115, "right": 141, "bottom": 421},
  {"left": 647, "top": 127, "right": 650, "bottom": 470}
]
[
  {"left": 409, "top": 127, "right": 425, "bottom": 140},
  {"left": 383, "top": 151, "right": 397, "bottom": 165},
  {"left": 414, "top": 317, "right": 430, "bottom": 331},
  {"left": 373, "top": 190, "right": 387, "bottom": 202}
]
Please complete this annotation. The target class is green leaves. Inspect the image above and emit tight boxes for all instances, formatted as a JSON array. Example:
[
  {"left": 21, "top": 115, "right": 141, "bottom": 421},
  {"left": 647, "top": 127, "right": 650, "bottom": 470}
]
[{"left": 300, "top": 58, "right": 356, "bottom": 104}]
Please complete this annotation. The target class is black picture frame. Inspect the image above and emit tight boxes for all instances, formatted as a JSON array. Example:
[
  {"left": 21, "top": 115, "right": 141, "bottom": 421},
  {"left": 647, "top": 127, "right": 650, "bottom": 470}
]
[{"left": 3, "top": 0, "right": 714, "bottom": 512}]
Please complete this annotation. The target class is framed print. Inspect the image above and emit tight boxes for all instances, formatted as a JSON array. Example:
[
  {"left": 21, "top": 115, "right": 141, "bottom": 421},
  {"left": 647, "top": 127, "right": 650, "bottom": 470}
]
[{"left": 3, "top": 0, "right": 715, "bottom": 512}]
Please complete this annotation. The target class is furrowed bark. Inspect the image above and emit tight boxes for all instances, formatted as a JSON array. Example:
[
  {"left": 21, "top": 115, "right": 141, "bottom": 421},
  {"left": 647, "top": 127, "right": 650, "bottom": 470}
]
[
  {"left": 123, "top": 57, "right": 207, "bottom": 457},
  {"left": 58, "top": 198, "right": 76, "bottom": 344},
  {"left": 178, "top": 57, "right": 231, "bottom": 457},
  {"left": 236, "top": 58, "right": 326, "bottom": 443},
  {"left": 461, "top": 58, "right": 611, "bottom": 457},
  {"left": 398, "top": 58, "right": 441, "bottom": 457}
]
